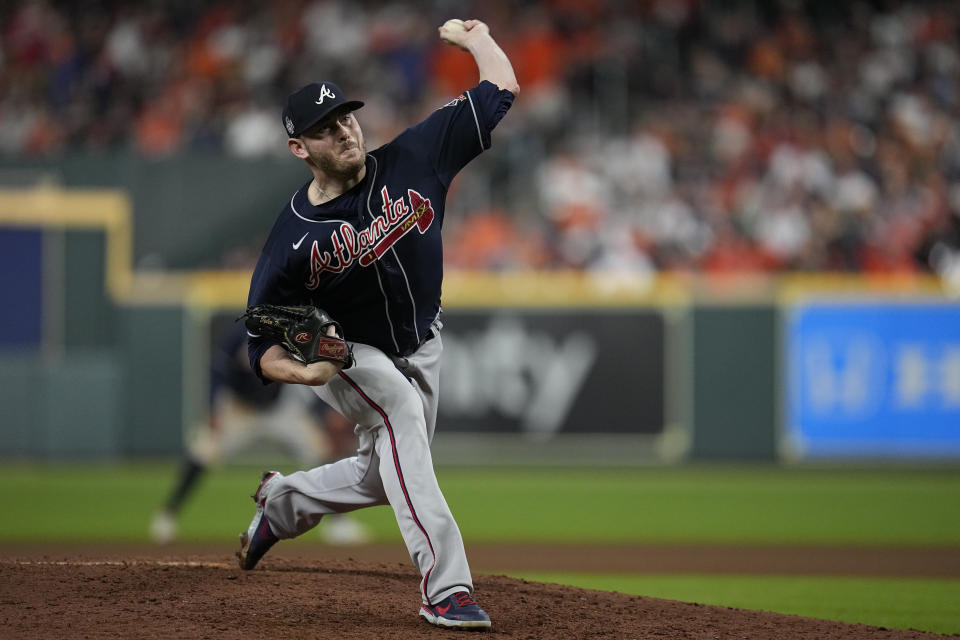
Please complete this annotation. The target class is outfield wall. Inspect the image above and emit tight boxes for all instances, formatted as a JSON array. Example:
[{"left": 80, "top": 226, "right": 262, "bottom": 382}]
[{"left": 1, "top": 187, "right": 958, "bottom": 463}]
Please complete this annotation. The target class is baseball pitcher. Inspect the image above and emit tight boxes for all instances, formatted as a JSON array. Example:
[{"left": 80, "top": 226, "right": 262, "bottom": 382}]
[{"left": 237, "top": 18, "right": 518, "bottom": 630}]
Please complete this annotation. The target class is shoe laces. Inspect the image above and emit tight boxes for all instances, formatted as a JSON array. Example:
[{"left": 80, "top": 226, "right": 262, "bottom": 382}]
[{"left": 452, "top": 592, "right": 477, "bottom": 607}]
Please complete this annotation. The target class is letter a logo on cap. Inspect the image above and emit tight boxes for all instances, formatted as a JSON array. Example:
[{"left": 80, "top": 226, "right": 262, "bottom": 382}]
[{"left": 315, "top": 84, "right": 336, "bottom": 105}]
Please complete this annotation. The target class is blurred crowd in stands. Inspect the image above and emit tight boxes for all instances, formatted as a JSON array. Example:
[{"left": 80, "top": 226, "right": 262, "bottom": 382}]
[{"left": 4, "top": 0, "right": 960, "bottom": 278}]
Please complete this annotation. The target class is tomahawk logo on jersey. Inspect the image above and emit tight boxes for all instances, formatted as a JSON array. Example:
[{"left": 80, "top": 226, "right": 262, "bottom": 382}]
[{"left": 247, "top": 80, "right": 515, "bottom": 373}]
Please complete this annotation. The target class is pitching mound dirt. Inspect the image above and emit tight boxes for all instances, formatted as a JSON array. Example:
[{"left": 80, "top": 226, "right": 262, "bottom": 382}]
[{"left": 1, "top": 551, "right": 954, "bottom": 639}]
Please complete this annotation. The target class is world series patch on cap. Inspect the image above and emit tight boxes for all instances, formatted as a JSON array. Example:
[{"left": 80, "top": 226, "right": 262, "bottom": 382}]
[{"left": 281, "top": 81, "right": 364, "bottom": 138}]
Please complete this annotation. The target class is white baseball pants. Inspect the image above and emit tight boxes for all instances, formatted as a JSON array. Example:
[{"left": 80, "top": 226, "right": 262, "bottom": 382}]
[{"left": 258, "top": 328, "right": 473, "bottom": 605}]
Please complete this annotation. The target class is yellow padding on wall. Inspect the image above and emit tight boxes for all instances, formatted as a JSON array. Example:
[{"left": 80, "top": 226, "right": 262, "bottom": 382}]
[{"left": 0, "top": 188, "right": 133, "bottom": 300}]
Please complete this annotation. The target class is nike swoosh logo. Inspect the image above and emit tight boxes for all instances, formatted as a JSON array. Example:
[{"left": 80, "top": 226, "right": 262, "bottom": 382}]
[
  {"left": 292, "top": 233, "right": 309, "bottom": 250},
  {"left": 435, "top": 604, "right": 451, "bottom": 615}
]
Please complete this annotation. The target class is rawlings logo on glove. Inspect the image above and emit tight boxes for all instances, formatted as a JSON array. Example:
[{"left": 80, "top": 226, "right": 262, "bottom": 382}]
[{"left": 241, "top": 304, "right": 353, "bottom": 368}]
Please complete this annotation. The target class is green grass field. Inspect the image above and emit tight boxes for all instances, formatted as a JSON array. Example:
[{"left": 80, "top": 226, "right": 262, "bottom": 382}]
[
  {"left": 512, "top": 573, "right": 960, "bottom": 635},
  {"left": 3, "top": 463, "right": 959, "bottom": 634}
]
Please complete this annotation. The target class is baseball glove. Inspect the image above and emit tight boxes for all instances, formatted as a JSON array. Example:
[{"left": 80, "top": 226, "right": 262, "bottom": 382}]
[{"left": 242, "top": 304, "right": 353, "bottom": 368}]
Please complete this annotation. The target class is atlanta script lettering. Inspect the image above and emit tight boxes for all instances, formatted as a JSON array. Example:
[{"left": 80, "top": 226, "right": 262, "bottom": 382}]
[{"left": 306, "top": 187, "right": 435, "bottom": 288}]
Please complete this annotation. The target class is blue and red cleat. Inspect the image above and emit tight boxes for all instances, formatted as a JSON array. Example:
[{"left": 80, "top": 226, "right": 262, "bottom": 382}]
[
  {"left": 419, "top": 591, "right": 492, "bottom": 630},
  {"left": 236, "top": 471, "right": 281, "bottom": 570}
]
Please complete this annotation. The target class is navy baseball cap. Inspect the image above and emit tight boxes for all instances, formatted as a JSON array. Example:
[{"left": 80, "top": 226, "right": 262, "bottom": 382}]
[{"left": 281, "top": 81, "right": 364, "bottom": 138}]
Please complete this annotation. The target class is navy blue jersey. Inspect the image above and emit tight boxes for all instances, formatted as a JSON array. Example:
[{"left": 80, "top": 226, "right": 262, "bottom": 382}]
[{"left": 247, "top": 80, "right": 514, "bottom": 380}]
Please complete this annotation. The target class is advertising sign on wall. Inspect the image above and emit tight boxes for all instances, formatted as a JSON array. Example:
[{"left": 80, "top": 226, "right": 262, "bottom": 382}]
[
  {"left": 437, "top": 309, "right": 665, "bottom": 438},
  {"left": 786, "top": 302, "right": 960, "bottom": 458}
]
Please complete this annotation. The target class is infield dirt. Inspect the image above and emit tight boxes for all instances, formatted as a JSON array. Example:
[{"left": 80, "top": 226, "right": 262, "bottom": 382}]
[{"left": 2, "top": 543, "right": 957, "bottom": 639}]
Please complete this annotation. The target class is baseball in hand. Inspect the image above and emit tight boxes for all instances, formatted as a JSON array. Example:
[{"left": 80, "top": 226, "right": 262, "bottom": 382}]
[{"left": 442, "top": 18, "right": 467, "bottom": 32}]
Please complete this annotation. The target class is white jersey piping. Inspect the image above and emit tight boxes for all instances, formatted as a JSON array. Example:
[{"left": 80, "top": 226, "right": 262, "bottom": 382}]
[
  {"left": 372, "top": 263, "right": 399, "bottom": 353},
  {"left": 364, "top": 156, "right": 401, "bottom": 354},
  {"left": 465, "top": 89, "right": 483, "bottom": 151},
  {"left": 289, "top": 189, "right": 351, "bottom": 224}
]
